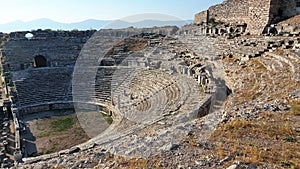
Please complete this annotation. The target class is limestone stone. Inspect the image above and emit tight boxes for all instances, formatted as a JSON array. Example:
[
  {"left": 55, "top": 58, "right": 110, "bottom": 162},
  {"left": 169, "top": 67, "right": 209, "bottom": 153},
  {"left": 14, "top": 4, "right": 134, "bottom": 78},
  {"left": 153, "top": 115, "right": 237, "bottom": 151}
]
[{"left": 195, "top": 0, "right": 298, "bottom": 34}]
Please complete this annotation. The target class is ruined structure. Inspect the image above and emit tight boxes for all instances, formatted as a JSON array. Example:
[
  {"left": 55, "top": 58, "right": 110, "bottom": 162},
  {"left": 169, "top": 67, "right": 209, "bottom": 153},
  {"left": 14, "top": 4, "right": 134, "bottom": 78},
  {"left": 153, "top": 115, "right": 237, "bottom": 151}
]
[
  {"left": 5, "top": 24, "right": 297, "bottom": 168},
  {"left": 0, "top": 3, "right": 299, "bottom": 167},
  {"left": 0, "top": 26, "right": 214, "bottom": 167},
  {"left": 195, "top": 0, "right": 299, "bottom": 34}
]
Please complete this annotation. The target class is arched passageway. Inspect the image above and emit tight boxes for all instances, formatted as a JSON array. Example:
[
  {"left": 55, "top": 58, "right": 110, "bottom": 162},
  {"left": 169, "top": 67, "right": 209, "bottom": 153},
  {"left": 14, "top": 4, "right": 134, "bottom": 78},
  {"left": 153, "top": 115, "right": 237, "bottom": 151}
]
[{"left": 33, "top": 55, "right": 47, "bottom": 68}]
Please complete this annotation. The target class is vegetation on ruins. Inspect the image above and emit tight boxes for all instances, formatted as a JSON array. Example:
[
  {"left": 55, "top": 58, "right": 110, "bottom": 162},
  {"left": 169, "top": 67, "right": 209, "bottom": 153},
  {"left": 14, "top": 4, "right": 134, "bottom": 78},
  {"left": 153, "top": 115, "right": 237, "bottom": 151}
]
[
  {"left": 101, "top": 112, "right": 113, "bottom": 125},
  {"left": 0, "top": 1, "right": 299, "bottom": 168},
  {"left": 290, "top": 101, "right": 300, "bottom": 116},
  {"left": 37, "top": 116, "right": 75, "bottom": 138}
]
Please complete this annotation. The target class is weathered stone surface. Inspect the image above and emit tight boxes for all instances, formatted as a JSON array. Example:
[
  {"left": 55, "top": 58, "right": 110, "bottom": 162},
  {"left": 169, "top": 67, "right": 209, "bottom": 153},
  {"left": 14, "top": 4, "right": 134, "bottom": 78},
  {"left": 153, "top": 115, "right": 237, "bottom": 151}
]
[
  {"left": 195, "top": 0, "right": 298, "bottom": 34},
  {"left": 1, "top": 12, "right": 299, "bottom": 168},
  {"left": 67, "top": 147, "right": 80, "bottom": 154}
]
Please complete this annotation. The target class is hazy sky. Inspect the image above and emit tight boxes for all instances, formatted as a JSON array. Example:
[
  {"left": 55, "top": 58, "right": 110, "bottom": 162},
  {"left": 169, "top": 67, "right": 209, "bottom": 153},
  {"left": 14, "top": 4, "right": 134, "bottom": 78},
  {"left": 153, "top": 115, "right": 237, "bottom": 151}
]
[{"left": 0, "top": 0, "right": 223, "bottom": 24}]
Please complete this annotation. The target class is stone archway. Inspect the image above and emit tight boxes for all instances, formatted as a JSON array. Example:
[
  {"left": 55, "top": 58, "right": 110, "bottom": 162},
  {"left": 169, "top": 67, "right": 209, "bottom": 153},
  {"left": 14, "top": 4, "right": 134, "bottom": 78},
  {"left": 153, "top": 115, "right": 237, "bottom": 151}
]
[{"left": 33, "top": 55, "right": 47, "bottom": 68}]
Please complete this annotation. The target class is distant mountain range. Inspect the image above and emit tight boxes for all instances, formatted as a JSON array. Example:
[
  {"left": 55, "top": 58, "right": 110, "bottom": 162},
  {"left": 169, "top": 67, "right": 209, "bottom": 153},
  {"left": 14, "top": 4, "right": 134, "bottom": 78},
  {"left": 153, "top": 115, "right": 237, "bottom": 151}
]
[{"left": 0, "top": 18, "right": 193, "bottom": 33}]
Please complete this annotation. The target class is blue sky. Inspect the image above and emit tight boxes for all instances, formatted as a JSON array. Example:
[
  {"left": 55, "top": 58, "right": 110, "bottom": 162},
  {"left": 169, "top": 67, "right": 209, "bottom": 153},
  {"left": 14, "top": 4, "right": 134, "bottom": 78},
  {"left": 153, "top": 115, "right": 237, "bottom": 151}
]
[{"left": 0, "top": 0, "right": 222, "bottom": 24}]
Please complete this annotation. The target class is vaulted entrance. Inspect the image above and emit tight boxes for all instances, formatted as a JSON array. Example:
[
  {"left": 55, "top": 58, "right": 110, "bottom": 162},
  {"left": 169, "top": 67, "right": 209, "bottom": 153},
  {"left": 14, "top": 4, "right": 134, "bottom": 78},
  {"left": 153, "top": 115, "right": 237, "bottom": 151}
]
[{"left": 33, "top": 55, "right": 47, "bottom": 68}]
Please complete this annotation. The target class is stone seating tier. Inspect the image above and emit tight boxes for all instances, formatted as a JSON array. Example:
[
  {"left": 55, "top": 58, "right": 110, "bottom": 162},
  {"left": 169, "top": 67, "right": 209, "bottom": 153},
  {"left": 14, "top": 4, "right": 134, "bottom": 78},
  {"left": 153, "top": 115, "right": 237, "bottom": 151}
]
[{"left": 14, "top": 68, "right": 73, "bottom": 107}]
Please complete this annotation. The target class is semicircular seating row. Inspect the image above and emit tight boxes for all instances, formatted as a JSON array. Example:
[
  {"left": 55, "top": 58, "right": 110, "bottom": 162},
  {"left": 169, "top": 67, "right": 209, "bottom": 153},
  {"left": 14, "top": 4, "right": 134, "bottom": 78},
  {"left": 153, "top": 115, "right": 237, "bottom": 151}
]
[
  {"left": 112, "top": 70, "right": 182, "bottom": 122},
  {"left": 14, "top": 68, "right": 74, "bottom": 107},
  {"left": 13, "top": 66, "right": 137, "bottom": 109}
]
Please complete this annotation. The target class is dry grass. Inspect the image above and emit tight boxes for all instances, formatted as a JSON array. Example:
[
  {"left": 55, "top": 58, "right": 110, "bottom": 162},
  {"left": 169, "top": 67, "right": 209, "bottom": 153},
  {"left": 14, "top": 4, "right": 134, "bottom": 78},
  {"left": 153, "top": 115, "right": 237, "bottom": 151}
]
[
  {"left": 217, "top": 141, "right": 224, "bottom": 158},
  {"left": 215, "top": 49, "right": 300, "bottom": 167},
  {"left": 110, "top": 37, "right": 148, "bottom": 54},
  {"left": 128, "top": 158, "right": 148, "bottom": 169},
  {"left": 223, "top": 119, "right": 252, "bottom": 131},
  {"left": 290, "top": 101, "right": 300, "bottom": 116},
  {"left": 211, "top": 113, "right": 300, "bottom": 168},
  {"left": 278, "top": 14, "right": 300, "bottom": 28},
  {"left": 224, "top": 69, "right": 230, "bottom": 74},
  {"left": 249, "top": 59, "right": 268, "bottom": 72}
]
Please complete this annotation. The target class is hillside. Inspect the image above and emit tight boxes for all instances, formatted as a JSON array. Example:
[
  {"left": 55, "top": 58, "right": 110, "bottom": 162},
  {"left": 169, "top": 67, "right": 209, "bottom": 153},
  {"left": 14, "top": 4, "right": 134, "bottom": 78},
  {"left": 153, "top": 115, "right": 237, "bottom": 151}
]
[{"left": 0, "top": 18, "right": 193, "bottom": 33}]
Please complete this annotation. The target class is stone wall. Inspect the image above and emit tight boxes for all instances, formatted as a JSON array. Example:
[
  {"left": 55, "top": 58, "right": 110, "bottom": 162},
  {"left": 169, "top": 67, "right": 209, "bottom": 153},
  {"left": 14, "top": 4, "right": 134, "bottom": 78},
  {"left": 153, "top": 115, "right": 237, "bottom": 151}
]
[
  {"left": 1, "top": 30, "right": 95, "bottom": 72},
  {"left": 269, "top": 0, "right": 297, "bottom": 21},
  {"left": 194, "top": 0, "right": 298, "bottom": 34},
  {"left": 297, "top": 0, "right": 300, "bottom": 13},
  {"left": 248, "top": 0, "right": 297, "bottom": 34},
  {"left": 1, "top": 27, "right": 178, "bottom": 72},
  {"left": 194, "top": 0, "right": 249, "bottom": 26},
  {"left": 209, "top": 0, "right": 249, "bottom": 24},
  {"left": 247, "top": 0, "right": 272, "bottom": 34},
  {"left": 194, "top": 10, "right": 208, "bottom": 25},
  {"left": 18, "top": 102, "right": 74, "bottom": 116},
  {"left": 7, "top": 30, "right": 96, "bottom": 40}
]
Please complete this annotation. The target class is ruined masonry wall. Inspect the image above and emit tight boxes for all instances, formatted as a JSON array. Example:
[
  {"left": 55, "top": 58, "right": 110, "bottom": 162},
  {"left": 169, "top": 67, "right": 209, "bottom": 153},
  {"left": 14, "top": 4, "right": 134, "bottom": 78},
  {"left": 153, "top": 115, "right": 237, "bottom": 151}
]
[
  {"left": 3, "top": 39, "right": 84, "bottom": 71},
  {"left": 194, "top": 11, "right": 208, "bottom": 25},
  {"left": 1, "top": 27, "right": 179, "bottom": 72},
  {"left": 209, "top": 0, "right": 249, "bottom": 24},
  {"left": 248, "top": 0, "right": 297, "bottom": 34},
  {"left": 194, "top": 0, "right": 250, "bottom": 25},
  {"left": 194, "top": 0, "right": 298, "bottom": 34},
  {"left": 269, "top": 0, "right": 297, "bottom": 21},
  {"left": 247, "top": 0, "right": 272, "bottom": 35},
  {"left": 1, "top": 30, "right": 95, "bottom": 71}
]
